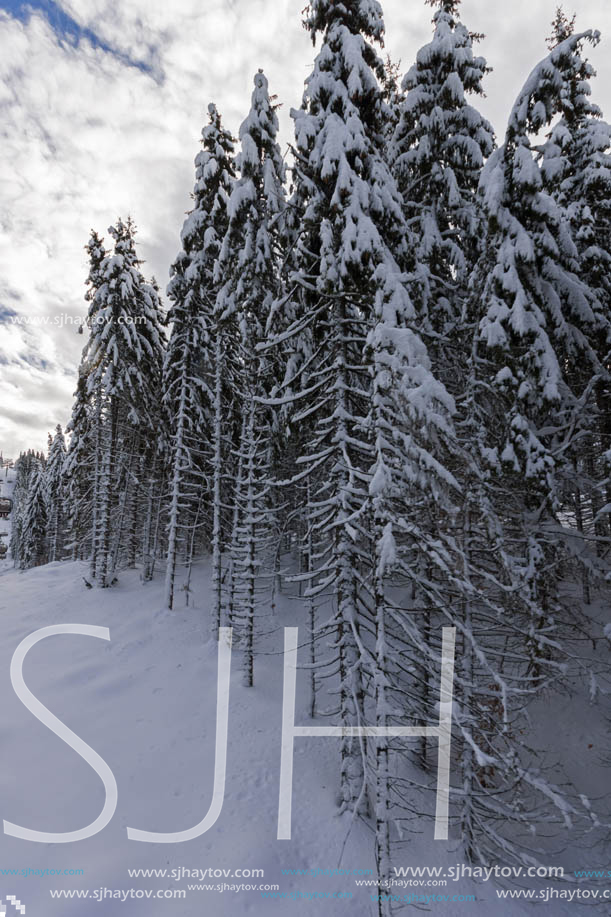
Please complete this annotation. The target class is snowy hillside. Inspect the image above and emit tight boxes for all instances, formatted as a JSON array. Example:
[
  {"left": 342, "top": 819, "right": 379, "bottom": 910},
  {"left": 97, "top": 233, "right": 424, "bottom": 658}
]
[{"left": 0, "top": 561, "right": 607, "bottom": 916}]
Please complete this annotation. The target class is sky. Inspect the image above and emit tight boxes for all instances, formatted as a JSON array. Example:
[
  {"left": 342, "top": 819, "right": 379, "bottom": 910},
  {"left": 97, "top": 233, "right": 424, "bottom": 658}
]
[{"left": 1, "top": 0, "right": 610, "bottom": 458}]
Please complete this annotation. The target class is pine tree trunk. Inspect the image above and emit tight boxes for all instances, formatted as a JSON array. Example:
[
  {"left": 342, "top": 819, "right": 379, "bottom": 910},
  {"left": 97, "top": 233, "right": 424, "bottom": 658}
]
[
  {"left": 165, "top": 369, "right": 189, "bottom": 609},
  {"left": 212, "top": 336, "right": 224, "bottom": 638},
  {"left": 184, "top": 491, "right": 204, "bottom": 608},
  {"left": 127, "top": 453, "right": 141, "bottom": 569},
  {"left": 374, "top": 573, "right": 392, "bottom": 917},
  {"left": 306, "top": 480, "right": 317, "bottom": 720},
  {"left": 98, "top": 397, "right": 118, "bottom": 587},
  {"left": 90, "top": 393, "right": 103, "bottom": 583},
  {"left": 573, "top": 473, "right": 591, "bottom": 605},
  {"left": 142, "top": 457, "right": 160, "bottom": 583},
  {"left": 459, "top": 504, "right": 477, "bottom": 861},
  {"left": 242, "top": 398, "right": 257, "bottom": 688},
  {"left": 227, "top": 412, "right": 247, "bottom": 631},
  {"left": 337, "top": 531, "right": 368, "bottom": 815}
]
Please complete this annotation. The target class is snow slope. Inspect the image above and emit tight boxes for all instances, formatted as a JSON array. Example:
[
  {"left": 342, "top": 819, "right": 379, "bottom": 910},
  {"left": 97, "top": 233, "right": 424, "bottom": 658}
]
[{"left": 0, "top": 560, "right": 606, "bottom": 915}]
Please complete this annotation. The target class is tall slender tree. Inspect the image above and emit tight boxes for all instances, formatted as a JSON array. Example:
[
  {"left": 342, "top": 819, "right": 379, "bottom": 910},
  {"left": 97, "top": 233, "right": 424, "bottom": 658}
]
[
  {"left": 20, "top": 458, "right": 48, "bottom": 569},
  {"left": 472, "top": 29, "right": 604, "bottom": 655},
  {"left": 164, "top": 105, "right": 236, "bottom": 611},
  {"left": 215, "top": 70, "right": 287, "bottom": 684},
  {"left": 45, "top": 424, "right": 67, "bottom": 562},
  {"left": 81, "top": 218, "right": 166, "bottom": 587},
  {"left": 276, "top": 0, "right": 454, "bottom": 832},
  {"left": 64, "top": 370, "right": 94, "bottom": 561}
]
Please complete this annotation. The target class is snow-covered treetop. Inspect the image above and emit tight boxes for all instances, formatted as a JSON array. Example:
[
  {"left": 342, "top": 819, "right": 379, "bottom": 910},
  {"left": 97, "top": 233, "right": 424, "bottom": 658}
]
[
  {"left": 298, "top": 9, "right": 387, "bottom": 127},
  {"left": 426, "top": 0, "right": 461, "bottom": 15},
  {"left": 408, "top": 2, "right": 489, "bottom": 95},
  {"left": 482, "top": 30, "right": 601, "bottom": 228},
  {"left": 166, "top": 103, "right": 236, "bottom": 331},
  {"left": 84, "top": 230, "right": 106, "bottom": 325},
  {"left": 164, "top": 105, "right": 235, "bottom": 429},
  {"left": 305, "top": 0, "right": 385, "bottom": 44},
  {"left": 45, "top": 425, "right": 67, "bottom": 495},
  {"left": 46, "top": 425, "right": 66, "bottom": 466},
  {"left": 538, "top": 17, "right": 605, "bottom": 195},
  {"left": 291, "top": 0, "right": 407, "bottom": 295},
  {"left": 390, "top": 0, "right": 494, "bottom": 319},
  {"left": 537, "top": 15, "right": 611, "bottom": 338},
  {"left": 217, "top": 70, "right": 286, "bottom": 331},
  {"left": 178, "top": 104, "right": 236, "bottom": 262},
  {"left": 394, "top": 0, "right": 494, "bottom": 175},
  {"left": 506, "top": 31, "right": 600, "bottom": 142},
  {"left": 83, "top": 218, "right": 165, "bottom": 426},
  {"left": 547, "top": 8, "right": 577, "bottom": 49},
  {"left": 97, "top": 219, "right": 163, "bottom": 341},
  {"left": 85, "top": 231, "right": 105, "bottom": 276},
  {"left": 235, "top": 70, "right": 286, "bottom": 219},
  {"left": 475, "top": 26, "right": 607, "bottom": 488}
]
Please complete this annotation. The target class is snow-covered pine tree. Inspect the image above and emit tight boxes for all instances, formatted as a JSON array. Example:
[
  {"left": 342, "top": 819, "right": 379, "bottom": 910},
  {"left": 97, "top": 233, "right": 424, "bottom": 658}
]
[
  {"left": 140, "top": 400, "right": 167, "bottom": 584},
  {"left": 44, "top": 424, "right": 67, "bottom": 563},
  {"left": 366, "top": 6, "right": 604, "bottom": 874},
  {"left": 215, "top": 70, "right": 287, "bottom": 685},
  {"left": 125, "top": 277, "right": 167, "bottom": 584},
  {"left": 472, "top": 28, "right": 604, "bottom": 671},
  {"left": 164, "top": 104, "right": 236, "bottom": 611},
  {"left": 64, "top": 370, "right": 95, "bottom": 561},
  {"left": 457, "top": 27, "right": 606, "bottom": 863},
  {"left": 539, "top": 12, "right": 611, "bottom": 570},
  {"left": 283, "top": 0, "right": 486, "bottom": 896},
  {"left": 10, "top": 451, "right": 40, "bottom": 567},
  {"left": 384, "top": 0, "right": 495, "bottom": 774},
  {"left": 388, "top": 0, "right": 573, "bottom": 869},
  {"left": 390, "top": 0, "right": 495, "bottom": 342},
  {"left": 367, "top": 284, "right": 462, "bottom": 903},
  {"left": 20, "top": 458, "right": 48, "bottom": 569},
  {"left": 278, "top": 0, "right": 404, "bottom": 818},
  {"left": 82, "top": 230, "right": 107, "bottom": 583},
  {"left": 82, "top": 218, "right": 166, "bottom": 587},
  {"left": 277, "top": 0, "right": 457, "bottom": 843},
  {"left": 380, "top": 54, "right": 404, "bottom": 144}
]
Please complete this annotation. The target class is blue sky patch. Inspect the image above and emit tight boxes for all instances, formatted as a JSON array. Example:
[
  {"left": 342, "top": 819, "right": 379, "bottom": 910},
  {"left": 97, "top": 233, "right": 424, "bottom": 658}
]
[{"left": 0, "top": 0, "right": 160, "bottom": 79}]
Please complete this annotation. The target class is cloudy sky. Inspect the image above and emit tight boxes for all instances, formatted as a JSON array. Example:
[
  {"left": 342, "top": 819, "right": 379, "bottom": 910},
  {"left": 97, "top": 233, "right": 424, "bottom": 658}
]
[{"left": 1, "top": 0, "right": 610, "bottom": 458}]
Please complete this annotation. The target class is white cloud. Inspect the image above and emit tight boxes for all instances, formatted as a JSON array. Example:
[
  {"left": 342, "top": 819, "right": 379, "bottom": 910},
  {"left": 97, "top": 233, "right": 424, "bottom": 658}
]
[{"left": 1, "top": 0, "right": 610, "bottom": 457}]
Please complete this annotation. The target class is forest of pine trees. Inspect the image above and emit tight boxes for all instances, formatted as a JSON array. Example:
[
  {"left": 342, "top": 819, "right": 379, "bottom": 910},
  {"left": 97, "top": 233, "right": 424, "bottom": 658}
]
[{"left": 8, "top": 1, "right": 611, "bottom": 903}]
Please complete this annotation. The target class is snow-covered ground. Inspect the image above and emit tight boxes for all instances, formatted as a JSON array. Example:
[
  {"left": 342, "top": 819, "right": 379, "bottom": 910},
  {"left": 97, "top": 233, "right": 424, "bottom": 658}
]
[{"left": 0, "top": 560, "right": 607, "bottom": 915}]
